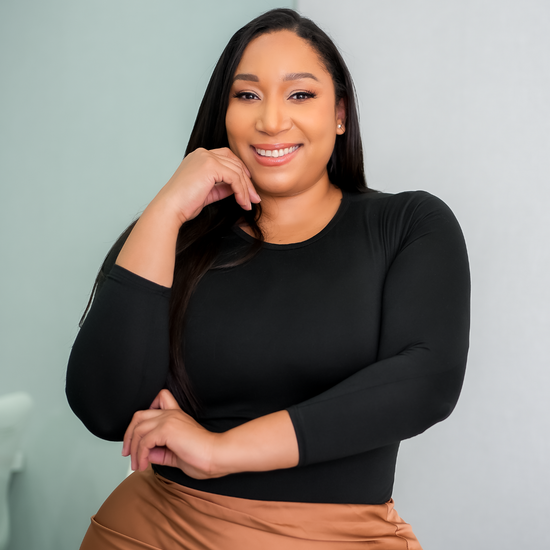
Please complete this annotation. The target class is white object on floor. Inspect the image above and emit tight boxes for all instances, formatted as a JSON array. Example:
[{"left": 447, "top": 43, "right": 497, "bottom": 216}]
[{"left": 0, "top": 392, "right": 33, "bottom": 550}]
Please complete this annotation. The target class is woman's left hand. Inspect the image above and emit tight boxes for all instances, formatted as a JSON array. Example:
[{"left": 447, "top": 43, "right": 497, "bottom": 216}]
[{"left": 122, "top": 389, "right": 220, "bottom": 479}]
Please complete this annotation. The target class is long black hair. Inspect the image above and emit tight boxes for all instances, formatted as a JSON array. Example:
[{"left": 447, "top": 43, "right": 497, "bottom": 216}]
[{"left": 81, "top": 8, "right": 373, "bottom": 415}]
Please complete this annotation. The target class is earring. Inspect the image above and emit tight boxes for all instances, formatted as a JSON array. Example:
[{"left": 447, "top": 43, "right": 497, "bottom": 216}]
[{"left": 338, "top": 124, "right": 342, "bottom": 128}]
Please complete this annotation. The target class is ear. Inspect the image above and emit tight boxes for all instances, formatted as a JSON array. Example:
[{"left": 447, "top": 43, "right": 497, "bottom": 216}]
[{"left": 336, "top": 98, "right": 346, "bottom": 135}]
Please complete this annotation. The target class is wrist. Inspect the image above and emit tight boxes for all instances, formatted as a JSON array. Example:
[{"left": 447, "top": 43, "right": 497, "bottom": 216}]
[
  {"left": 207, "top": 411, "right": 299, "bottom": 477},
  {"left": 206, "top": 432, "right": 233, "bottom": 478},
  {"left": 115, "top": 196, "right": 182, "bottom": 287},
  {"left": 145, "top": 195, "right": 187, "bottom": 231}
]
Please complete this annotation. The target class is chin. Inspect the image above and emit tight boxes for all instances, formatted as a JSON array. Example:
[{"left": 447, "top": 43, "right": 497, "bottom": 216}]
[{"left": 253, "top": 179, "right": 302, "bottom": 197}]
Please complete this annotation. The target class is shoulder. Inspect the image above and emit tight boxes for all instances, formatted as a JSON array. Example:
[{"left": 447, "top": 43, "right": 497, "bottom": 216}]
[
  {"left": 347, "top": 189, "right": 460, "bottom": 229},
  {"left": 349, "top": 188, "right": 450, "bottom": 211},
  {"left": 342, "top": 189, "right": 465, "bottom": 256}
]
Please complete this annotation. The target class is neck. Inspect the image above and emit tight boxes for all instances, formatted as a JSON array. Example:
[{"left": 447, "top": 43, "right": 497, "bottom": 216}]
[{"left": 251, "top": 177, "right": 343, "bottom": 245}]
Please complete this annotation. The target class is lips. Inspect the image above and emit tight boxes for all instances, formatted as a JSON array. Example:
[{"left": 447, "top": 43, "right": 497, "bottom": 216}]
[{"left": 250, "top": 144, "right": 302, "bottom": 166}]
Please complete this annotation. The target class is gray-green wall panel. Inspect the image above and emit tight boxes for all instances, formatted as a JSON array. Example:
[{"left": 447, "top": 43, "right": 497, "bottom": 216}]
[{"left": 0, "top": 2, "right": 294, "bottom": 549}]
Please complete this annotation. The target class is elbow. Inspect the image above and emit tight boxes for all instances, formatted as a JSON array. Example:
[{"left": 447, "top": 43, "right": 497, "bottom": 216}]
[
  {"left": 407, "top": 395, "right": 458, "bottom": 442},
  {"left": 85, "top": 420, "right": 128, "bottom": 442},
  {"left": 417, "top": 363, "right": 466, "bottom": 433},
  {"left": 65, "top": 385, "right": 128, "bottom": 441},
  {"left": 429, "top": 396, "right": 458, "bottom": 426},
  {"left": 81, "top": 411, "right": 128, "bottom": 442}
]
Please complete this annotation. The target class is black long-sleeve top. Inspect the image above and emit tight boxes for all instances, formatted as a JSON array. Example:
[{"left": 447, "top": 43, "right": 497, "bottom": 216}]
[{"left": 66, "top": 190, "right": 470, "bottom": 504}]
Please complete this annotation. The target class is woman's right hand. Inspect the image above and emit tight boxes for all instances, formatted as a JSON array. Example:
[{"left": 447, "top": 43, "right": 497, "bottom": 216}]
[
  {"left": 153, "top": 147, "right": 261, "bottom": 226},
  {"left": 115, "top": 147, "right": 260, "bottom": 286}
]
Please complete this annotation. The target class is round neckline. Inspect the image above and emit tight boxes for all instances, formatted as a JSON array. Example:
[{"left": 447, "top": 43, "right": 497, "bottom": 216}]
[{"left": 231, "top": 190, "right": 351, "bottom": 250}]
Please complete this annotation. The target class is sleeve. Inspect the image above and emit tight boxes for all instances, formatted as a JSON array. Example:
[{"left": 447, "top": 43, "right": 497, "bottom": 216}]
[
  {"left": 65, "top": 243, "right": 172, "bottom": 441},
  {"left": 286, "top": 193, "right": 470, "bottom": 467}
]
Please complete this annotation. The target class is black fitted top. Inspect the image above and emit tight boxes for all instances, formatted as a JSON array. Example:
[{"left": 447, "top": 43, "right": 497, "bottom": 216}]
[{"left": 66, "top": 190, "right": 470, "bottom": 504}]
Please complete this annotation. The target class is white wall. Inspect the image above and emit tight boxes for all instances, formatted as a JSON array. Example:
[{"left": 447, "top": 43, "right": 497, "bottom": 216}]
[
  {"left": 0, "top": 2, "right": 293, "bottom": 549},
  {"left": 297, "top": 1, "right": 550, "bottom": 548}
]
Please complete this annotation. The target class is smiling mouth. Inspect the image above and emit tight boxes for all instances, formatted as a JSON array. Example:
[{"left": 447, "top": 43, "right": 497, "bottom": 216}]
[{"left": 253, "top": 145, "right": 301, "bottom": 158}]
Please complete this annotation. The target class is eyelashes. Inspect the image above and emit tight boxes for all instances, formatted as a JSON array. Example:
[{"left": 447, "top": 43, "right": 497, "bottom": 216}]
[
  {"left": 232, "top": 91, "right": 258, "bottom": 100},
  {"left": 232, "top": 90, "right": 317, "bottom": 101},
  {"left": 290, "top": 90, "right": 317, "bottom": 100}
]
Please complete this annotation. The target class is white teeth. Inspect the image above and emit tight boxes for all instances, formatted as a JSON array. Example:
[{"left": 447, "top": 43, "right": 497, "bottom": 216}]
[{"left": 255, "top": 145, "right": 299, "bottom": 158}]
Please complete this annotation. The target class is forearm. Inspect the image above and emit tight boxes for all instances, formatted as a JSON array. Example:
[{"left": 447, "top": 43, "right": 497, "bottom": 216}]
[
  {"left": 116, "top": 148, "right": 259, "bottom": 287},
  {"left": 284, "top": 194, "right": 470, "bottom": 466},
  {"left": 211, "top": 410, "right": 299, "bottom": 477},
  {"left": 116, "top": 198, "right": 181, "bottom": 287}
]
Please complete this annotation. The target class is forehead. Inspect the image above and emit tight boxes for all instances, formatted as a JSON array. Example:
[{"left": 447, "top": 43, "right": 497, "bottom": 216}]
[{"left": 234, "top": 30, "right": 331, "bottom": 81}]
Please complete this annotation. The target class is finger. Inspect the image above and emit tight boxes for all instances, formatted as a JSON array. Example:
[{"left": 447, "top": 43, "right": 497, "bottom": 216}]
[
  {"left": 129, "top": 418, "right": 150, "bottom": 468},
  {"left": 156, "top": 389, "right": 181, "bottom": 410},
  {"left": 136, "top": 439, "right": 151, "bottom": 472},
  {"left": 208, "top": 164, "right": 252, "bottom": 211},
  {"left": 212, "top": 148, "right": 252, "bottom": 178},
  {"left": 136, "top": 434, "right": 155, "bottom": 471},
  {"left": 135, "top": 423, "right": 174, "bottom": 471},
  {"left": 149, "top": 388, "right": 178, "bottom": 410},
  {"left": 131, "top": 412, "right": 182, "bottom": 470},
  {"left": 122, "top": 415, "right": 139, "bottom": 457},
  {"left": 149, "top": 393, "right": 162, "bottom": 410},
  {"left": 209, "top": 158, "right": 251, "bottom": 208},
  {"left": 130, "top": 417, "right": 159, "bottom": 471},
  {"left": 122, "top": 409, "right": 163, "bottom": 457},
  {"left": 203, "top": 183, "right": 235, "bottom": 207},
  {"left": 148, "top": 446, "right": 179, "bottom": 469},
  {"left": 211, "top": 147, "right": 249, "bottom": 173},
  {"left": 123, "top": 410, "right": 147, "bottom": 455},
  {"left": 220, "top": 157, "right": 260, "bottom": 204},
  {"left": 211, "top": 150, "right": 260, "bottom": 203},
  {"left": 219, "top": 157, "right": 254, "bottom": 191}
]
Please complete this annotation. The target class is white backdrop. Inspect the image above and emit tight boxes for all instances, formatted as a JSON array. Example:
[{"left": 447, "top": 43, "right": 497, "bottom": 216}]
[{"left": 297, "top": 1, "right": 550, "bottom": 548}]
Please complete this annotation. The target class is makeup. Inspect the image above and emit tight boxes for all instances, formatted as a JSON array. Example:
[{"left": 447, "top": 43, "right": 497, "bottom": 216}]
[{"left": 250, "top": 144, "right": 301, "bottom": 167}]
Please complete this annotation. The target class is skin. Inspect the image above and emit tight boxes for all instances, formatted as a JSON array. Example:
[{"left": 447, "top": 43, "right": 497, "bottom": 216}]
[
  {"left": 119, "top": 30, "right": 346, "bottom": 478},
  {"left": 226, "top": 30, "right": 346, "bottom": 243}
]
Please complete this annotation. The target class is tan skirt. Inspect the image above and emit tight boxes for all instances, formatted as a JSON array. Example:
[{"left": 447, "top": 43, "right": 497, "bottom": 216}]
[{"left": 80, "top": 467, "right": 422, "bottom": 549}]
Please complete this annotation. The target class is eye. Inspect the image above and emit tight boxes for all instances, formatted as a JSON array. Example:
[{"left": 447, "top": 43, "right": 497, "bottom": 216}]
[
  {"left": 233, "top": 91, "right": 259, "bottom": 101},
  {"left": 289, "top": 91, "right": 317, "bottom": 101}
]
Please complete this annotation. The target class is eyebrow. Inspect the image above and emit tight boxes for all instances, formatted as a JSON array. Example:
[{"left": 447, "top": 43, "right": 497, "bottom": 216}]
[
  {"left": 283, "top": 72, "right": 319, "bottom": 82},
  {"left": 232, "top": 72, "right": 319, "bottom": 83}
]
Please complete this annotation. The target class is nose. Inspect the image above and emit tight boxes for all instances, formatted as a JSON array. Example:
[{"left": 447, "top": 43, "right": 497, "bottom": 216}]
[{"left": 255, "top": 97, "right": 291, "bottom": 135}]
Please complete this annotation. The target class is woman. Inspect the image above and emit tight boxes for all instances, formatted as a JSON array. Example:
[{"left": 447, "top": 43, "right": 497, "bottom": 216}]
[{"left": 66, "top": 8, "right": 470, "bottom": 549}]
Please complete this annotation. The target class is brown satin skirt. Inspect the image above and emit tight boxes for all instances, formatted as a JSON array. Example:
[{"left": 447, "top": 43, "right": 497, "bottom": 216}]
[{"left": 80, "top": 467, "right": 422, "bottom": 549}]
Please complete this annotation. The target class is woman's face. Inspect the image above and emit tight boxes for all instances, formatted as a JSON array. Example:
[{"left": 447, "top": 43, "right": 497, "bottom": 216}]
[{"left": 226, "top": 30, "right": 345, "bottom": 198}]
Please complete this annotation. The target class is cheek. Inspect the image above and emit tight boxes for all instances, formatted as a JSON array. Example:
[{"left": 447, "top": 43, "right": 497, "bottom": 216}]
[
  {"left": 225, "top": 108, "right": 239, "bottom": 147},
  {"left": 302, "top": 102, "right": 338, "bottom": 141},
  {"left": 306, "top": 117, "right": 338, "bottom": 153},
  {"left": 225, "top": 105, "right": 250, "bottom": 149}
]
